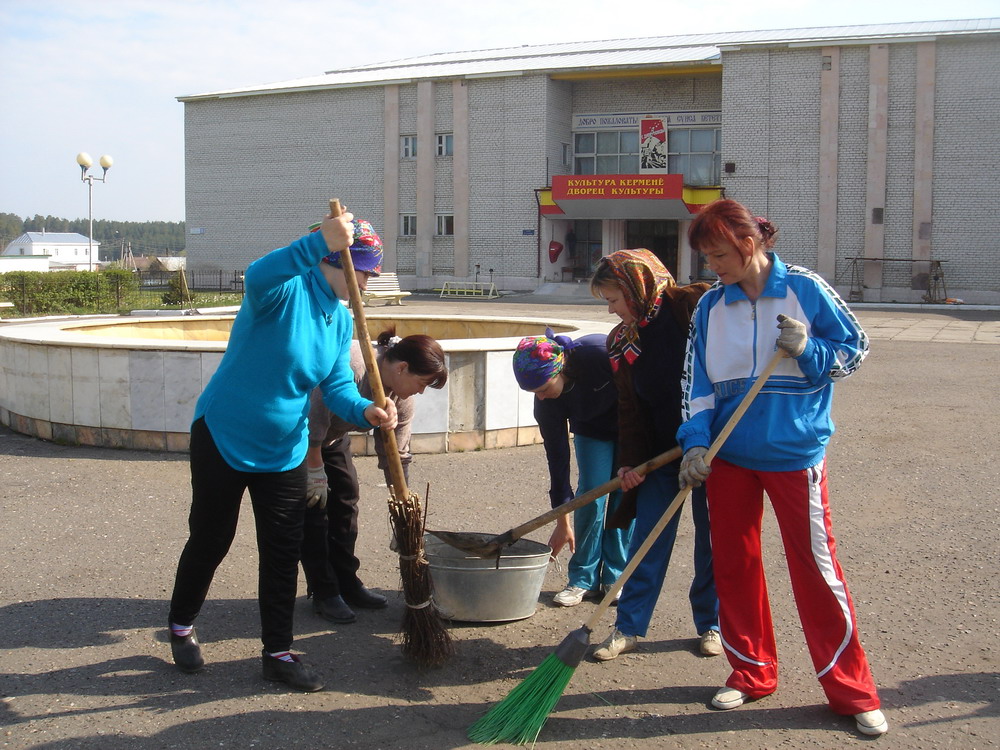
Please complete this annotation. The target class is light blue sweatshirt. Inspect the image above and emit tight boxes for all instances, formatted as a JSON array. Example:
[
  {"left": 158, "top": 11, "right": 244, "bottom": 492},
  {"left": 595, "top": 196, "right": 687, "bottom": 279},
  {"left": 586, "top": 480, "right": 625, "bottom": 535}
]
[
  {"left": 678, "top": 253, "right": 868, "bottom": 472},
  {"left": 193, "top": 230, "right": 371, "bottom": 472}
]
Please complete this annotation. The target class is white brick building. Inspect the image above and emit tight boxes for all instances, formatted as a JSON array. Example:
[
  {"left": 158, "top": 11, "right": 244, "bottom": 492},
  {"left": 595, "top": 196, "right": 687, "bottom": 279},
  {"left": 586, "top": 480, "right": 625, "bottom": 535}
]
[
  {"left": 179, "top": 18, "right": 1000, "bottom": 304},
  {"left": 1, "top": 232, "right": 99, "bottom": 271}
]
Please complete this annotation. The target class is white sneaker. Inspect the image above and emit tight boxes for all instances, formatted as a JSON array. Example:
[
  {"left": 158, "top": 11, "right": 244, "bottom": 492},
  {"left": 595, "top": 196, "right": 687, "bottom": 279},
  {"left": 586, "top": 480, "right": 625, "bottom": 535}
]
[
  {"left": 553, "top": 585, "right": 588, "bottom": 607},
  {"left": 699, "top": 630, "right": 723, "bottom": 656},
  {"left": 855, "top": 709, "right": 889, "bottom": 736},
  {"left": 592, "top": 629, "right": 639, "bottom": 661},
  {"left": 711, "top": 686, "right": 749, "bottom": 710},
  {"left": 601, "top": 584, "right": 622, "bottom": 604}
]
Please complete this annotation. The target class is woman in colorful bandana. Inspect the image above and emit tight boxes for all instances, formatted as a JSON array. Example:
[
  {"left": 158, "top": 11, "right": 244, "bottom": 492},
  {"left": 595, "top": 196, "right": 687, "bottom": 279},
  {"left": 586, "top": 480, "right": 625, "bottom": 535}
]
[
  {"left": 587, "top": 248, "right": 721, "bottom": 661},
  {"left": 167, "top": 211, "right": 397, "bottom": 693},
  {"left": 512, "top": 329, "right": 631, "bottom": 607},
  {"left": 680, "top": 199, "right": 886, "bottom": 736}
]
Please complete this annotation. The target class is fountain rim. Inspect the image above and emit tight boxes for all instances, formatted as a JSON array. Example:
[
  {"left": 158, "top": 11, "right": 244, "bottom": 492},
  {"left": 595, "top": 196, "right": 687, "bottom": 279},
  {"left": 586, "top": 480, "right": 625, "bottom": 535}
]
[{"left": 0, "top": 312, "right": 615, "bottom": 353}]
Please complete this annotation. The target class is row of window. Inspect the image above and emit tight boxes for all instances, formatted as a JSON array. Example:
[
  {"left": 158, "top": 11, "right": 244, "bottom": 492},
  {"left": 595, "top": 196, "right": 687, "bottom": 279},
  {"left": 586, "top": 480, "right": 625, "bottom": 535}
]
[
  {"left": 398, "top": 214, "right": 454, "bottom": 236},
  {"left": 11, "top": 248, "right": 87, "bottom": 255},
  {"left": 573, "top": 127, "right": 722, "bottom": 186},
  {"left": 402, "top": 127, "right": 721, "bottom": 186},
  {"left": 400, "top": 134, "right": 454, "bottom": 159}
]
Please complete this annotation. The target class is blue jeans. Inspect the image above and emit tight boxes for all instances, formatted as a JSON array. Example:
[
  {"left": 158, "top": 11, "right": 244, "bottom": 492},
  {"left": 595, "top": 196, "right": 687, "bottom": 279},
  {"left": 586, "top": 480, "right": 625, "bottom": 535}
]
[
  {"left": 568, "top": 435, "right": 633, "bottom": 590},
  {"left": 615, "top": 465, "right": 718, "bottom": 638}
]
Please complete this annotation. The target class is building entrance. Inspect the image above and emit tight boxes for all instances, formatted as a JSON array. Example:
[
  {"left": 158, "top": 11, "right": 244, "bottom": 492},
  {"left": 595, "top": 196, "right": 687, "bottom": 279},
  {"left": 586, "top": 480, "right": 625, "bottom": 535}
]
[
  {"left": 626, "top": 220, "right": 678, "bottom": 278},
  {"left": 568, "top": 220, "right": 602, "bottom": 280}
]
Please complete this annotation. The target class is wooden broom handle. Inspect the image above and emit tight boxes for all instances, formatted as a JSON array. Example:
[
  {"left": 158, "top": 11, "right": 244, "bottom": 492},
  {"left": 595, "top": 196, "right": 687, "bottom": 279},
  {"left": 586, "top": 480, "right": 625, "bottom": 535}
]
[
  {"left": 582, "top": 349, "right": 786, "bottom": 633},
  {"left": 494, "top": 446, "right": 682, "bottom": 547},
  {"left": 329, "top": 199, "right": 410, "bottom": 502}
]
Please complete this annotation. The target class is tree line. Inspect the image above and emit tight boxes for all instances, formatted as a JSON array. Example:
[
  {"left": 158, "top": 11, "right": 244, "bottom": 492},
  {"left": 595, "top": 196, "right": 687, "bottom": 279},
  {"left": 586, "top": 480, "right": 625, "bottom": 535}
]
[{"left": 0, "top": 212, "right": 185, "bottom": 259}]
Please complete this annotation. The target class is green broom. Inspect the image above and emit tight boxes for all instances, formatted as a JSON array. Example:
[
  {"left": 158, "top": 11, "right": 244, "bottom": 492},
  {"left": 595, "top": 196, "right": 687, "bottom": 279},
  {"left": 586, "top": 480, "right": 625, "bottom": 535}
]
[{"left": 468, "top": 349, "right": 786, "bottom": 745}]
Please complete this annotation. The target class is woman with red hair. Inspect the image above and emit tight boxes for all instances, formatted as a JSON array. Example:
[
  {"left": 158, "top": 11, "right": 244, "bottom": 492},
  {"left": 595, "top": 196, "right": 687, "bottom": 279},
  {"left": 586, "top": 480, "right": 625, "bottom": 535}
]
[{"left": 679, "top": 198, "right": 886, "bottom": 736}]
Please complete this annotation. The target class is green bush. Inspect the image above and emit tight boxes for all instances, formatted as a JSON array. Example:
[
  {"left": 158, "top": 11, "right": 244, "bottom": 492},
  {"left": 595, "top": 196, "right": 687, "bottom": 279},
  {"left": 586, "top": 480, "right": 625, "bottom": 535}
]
[
  {"left": 161, "top": 272, "right": 197, "bottom": 305},
  {"left": 0, "top": 269, "right": 141, "bottom": 315}
]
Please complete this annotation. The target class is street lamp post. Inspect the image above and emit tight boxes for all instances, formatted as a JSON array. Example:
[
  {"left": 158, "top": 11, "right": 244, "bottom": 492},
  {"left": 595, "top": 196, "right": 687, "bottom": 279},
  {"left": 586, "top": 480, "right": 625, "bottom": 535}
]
[{"left": 76, "top": 152, "right": 113, "bottom": 272}]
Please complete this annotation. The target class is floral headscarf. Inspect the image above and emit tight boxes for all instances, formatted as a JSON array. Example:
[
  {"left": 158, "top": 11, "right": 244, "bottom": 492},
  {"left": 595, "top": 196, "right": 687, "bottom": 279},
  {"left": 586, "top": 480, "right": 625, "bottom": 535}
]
[
  {"left": 512, "top": 328, "right": 578, "bottom": 390},
  {"left": 599, "top": 249, "right": 675, "bottom": 370}
]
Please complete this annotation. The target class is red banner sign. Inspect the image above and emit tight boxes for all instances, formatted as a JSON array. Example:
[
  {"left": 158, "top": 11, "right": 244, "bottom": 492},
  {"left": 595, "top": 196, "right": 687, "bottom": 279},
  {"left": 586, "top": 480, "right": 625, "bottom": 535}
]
[{"left": 551, "top": 174, "right": 682, "bottom": 201}]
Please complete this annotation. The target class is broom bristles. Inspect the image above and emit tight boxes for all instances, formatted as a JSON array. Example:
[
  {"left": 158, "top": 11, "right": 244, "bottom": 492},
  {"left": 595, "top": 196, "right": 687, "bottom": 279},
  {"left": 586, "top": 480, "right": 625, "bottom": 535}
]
[
  {"left": 389, "top": 488, "right": 454, "bottom": 666},
  {"left": 467, "top": 652, "right": 577, "bottom": 745}
]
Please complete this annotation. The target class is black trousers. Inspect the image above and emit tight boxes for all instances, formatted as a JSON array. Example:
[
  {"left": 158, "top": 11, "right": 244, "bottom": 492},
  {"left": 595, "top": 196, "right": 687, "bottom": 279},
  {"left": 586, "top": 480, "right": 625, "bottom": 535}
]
[
  {"left": 300, "top": 436, "right": 363, "bottom": 599},
  {"left": 169, "top": 417, "right": 307, "bottom": 653}
]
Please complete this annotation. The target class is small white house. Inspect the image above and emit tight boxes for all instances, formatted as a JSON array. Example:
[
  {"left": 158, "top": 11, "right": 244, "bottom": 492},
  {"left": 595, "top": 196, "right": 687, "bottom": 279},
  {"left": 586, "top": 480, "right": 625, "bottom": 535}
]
[{"left": 2, "top": 232, "right": 99, "bottom": 271}]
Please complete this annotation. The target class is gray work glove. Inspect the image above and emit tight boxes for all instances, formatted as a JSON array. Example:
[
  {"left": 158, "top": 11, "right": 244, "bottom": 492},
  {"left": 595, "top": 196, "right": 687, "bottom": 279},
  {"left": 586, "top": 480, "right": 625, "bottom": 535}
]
[
  {"left": 305, "top": 465, "right": 329, "bottom": 509},
  {"left": 776, "top": 314, "right": 808, "bottom": 358},
  {"left": 679, "top": 446, "right": 711, "bottom": 489}
]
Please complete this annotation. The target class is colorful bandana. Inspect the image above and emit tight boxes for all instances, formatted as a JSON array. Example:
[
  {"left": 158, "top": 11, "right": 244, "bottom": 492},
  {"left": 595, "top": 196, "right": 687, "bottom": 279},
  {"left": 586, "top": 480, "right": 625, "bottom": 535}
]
[
  {"left": 599, "top": 249, "right": 676, "bottom": 370},
  {"left": 512, "top": 327, "right": 577, "bottom": 390},
  {"left": 310, "top": 219, "right": 384, "bottom": 276}
]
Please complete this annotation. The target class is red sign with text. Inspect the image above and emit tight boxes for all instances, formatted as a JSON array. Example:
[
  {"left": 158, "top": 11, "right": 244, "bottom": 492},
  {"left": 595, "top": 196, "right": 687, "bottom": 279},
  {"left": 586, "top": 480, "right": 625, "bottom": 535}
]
[{"left": 551, "top": 174, "right": 682, "bottom": 200}]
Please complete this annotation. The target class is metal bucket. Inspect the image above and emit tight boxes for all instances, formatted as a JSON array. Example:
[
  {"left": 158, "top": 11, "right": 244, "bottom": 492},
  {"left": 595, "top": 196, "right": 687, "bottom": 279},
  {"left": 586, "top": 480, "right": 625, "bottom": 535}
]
[{"left": 424, "top": 533, "right": 551, "bottom": 622}]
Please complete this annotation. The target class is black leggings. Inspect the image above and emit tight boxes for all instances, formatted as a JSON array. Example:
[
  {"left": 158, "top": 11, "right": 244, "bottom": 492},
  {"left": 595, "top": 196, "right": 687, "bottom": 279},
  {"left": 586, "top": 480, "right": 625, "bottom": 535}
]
[
  {"left": 301, "top": 436, "right": 362, "bottom": 599},
  {"left": 168, "top": 418, "right": 308, "bottom": 653}
]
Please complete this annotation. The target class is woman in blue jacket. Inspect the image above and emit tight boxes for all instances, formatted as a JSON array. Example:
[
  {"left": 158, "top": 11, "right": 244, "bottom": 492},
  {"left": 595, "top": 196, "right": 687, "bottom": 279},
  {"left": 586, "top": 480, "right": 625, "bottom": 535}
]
[
  {"left": 679, "top": 198, "right": 886, "bottom": 736},
  {"left": 513, "top": 330, "right": 630, "bottom": 607},
  {"left": 167, "top": 212, "right": 397, "bottom": 692}
]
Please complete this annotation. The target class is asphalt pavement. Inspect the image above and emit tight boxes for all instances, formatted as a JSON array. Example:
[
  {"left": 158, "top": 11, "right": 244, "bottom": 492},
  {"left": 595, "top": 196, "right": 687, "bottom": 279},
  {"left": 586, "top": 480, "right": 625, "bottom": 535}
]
[{"left": 1, "top": 295, "right": 998, "bottom": 749}]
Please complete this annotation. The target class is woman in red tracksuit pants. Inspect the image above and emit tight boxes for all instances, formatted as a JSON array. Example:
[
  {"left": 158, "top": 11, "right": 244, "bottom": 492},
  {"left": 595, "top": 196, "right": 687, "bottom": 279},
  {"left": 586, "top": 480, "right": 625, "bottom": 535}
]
[{"left": 677, "top": 199, "right": 887, "bottom": 737}]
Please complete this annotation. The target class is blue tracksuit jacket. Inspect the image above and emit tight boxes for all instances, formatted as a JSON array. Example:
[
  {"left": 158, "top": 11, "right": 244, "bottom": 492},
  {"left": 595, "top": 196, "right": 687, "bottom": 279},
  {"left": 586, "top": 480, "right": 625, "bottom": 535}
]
[{"left": 677, "top": 253, "right": 868, "bottom": 472}]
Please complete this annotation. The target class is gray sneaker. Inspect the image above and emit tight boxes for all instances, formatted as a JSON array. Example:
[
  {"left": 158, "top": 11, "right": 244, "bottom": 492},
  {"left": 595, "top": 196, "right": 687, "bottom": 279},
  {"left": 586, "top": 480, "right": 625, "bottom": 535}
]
[
  {"left": 855, "top": 709, "right": 889, "bottom": 736},
  {"left": 592, "top": 629, "right": 639, "bottom": 661},
  {"left": 553, "top": 585, "right": 589, "bottom": 607},
  {"left": 699, "top": 629, "right": 723, "bottom": 656}
]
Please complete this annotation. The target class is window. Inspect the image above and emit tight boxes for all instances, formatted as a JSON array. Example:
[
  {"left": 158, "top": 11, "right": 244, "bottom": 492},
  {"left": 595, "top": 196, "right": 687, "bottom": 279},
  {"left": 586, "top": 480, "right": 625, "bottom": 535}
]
[
  {"left": 561, "top": 143, "right": 572, "bottom": 166},
  {"left": 667, "top": 128, "right": 722, "bottom": 186},
  {"left": 436, "top": 134, "right": 453, "bottom": 156},
  {"left": 400, "top": 136, "right": 417, "bottom": 159},
  {"left": 436, "top": 215, "right": 454, "bottom": 236},
  {"left": 400, "top": 214, "right": 417, "bottom": 236},
  {"left": 573, "top": 130, "right": 639, "bottom": 175}
]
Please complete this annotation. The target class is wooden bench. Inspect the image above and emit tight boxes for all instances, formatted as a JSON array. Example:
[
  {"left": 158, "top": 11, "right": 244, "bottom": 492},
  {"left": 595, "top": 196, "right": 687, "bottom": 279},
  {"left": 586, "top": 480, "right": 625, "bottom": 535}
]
[
  {"left": 362, "top": 272, "right": 411, "bottom": 306},
  {"left": 438, "top": 281, "right": 499, "bottom": 299}
]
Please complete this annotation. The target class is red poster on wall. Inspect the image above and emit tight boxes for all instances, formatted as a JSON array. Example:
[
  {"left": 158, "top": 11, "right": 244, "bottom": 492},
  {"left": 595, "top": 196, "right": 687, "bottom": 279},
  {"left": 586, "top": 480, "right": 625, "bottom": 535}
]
[{"left": 640, "top": 117, "right": 667, "bottom": 172}]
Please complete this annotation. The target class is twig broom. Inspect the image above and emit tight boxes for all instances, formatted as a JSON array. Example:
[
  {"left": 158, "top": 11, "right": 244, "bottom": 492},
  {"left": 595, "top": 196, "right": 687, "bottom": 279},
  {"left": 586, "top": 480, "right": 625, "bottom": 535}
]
[
  {"left": 468, "top": 350, "right": 786, "bottom": 745},
  {"left": 330, "top": 199, "right": 453, "bottom": 667}
]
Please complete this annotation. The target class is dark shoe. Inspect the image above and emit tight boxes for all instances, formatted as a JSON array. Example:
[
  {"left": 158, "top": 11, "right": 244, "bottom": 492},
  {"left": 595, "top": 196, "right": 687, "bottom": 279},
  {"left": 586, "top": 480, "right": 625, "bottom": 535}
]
[
  {"left": 312, "top": 595, "right": 356, "bottom": 624},
  {"left": 261, "top": 651, "right": 324, "bottom": 692},
  {"left": 341, "top": 585, "right": 388, "bottom": 609},
  {"left": 170, "top": 630, "right": 205, "bottom": 673}
]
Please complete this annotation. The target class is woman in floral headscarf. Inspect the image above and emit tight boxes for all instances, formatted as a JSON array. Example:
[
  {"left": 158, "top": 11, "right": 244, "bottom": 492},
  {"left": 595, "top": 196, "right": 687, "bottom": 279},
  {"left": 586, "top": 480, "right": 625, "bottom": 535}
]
[
  {"left": 586, "top": 248, "right": 721, "bottom": 662},
  {"left": 512, "top": 329, "right": 631, "bottom": 607}
]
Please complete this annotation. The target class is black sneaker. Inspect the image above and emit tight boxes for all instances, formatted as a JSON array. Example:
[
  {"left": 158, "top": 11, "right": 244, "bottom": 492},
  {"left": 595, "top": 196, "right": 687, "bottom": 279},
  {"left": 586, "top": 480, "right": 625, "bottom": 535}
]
[
  {"left": 312, "top": 595, "right": 356, "bottom": 624},
  {"left": 261, "top": 650, "right": 324, "bottom": 692},
  {"left": 170, "top": 629, "right": 205, "bottom": 673},
  {"left": 341, "top": 585, "right": 388, "bottom": 610}
]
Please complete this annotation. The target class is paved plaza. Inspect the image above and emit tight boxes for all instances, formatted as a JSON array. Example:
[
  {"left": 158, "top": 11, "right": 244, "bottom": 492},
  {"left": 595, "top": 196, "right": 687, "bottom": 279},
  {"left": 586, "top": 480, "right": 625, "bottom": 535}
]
[{"left": 1, "top": 295, "right": 998, "bottom": 749}]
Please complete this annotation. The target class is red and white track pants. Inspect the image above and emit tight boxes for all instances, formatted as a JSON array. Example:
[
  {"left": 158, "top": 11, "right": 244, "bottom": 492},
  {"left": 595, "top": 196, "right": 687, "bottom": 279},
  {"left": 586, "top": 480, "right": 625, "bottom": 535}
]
[{"left": 706, "top": 457, "right": 881, "bottom": 714}]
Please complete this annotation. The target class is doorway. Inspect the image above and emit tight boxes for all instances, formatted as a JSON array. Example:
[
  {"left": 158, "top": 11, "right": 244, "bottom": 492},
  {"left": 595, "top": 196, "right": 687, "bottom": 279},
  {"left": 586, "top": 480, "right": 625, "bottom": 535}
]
[
  {"left": 568, "top": 220, "right": 602, "bottom": 279},
  {"left": 626, "top": 220, "right": 679, "bottom": 278}
]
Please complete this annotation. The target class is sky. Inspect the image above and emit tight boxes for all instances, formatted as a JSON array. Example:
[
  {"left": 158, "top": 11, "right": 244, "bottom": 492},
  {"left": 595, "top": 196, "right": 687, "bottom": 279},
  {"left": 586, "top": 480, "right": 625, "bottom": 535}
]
[{"left": 2, "top": 0, "right": 998, "bottom": 224}]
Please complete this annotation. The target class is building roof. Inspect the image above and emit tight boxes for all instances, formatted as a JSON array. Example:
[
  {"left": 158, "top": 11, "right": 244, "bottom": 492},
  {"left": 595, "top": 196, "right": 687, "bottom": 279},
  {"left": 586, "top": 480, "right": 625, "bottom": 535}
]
[
  {"left": 179, "top": 18, "right": 1000, "bottom": 102},
  {"left": 6, "top": 232, "right": 96, "bottom": 245}
]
